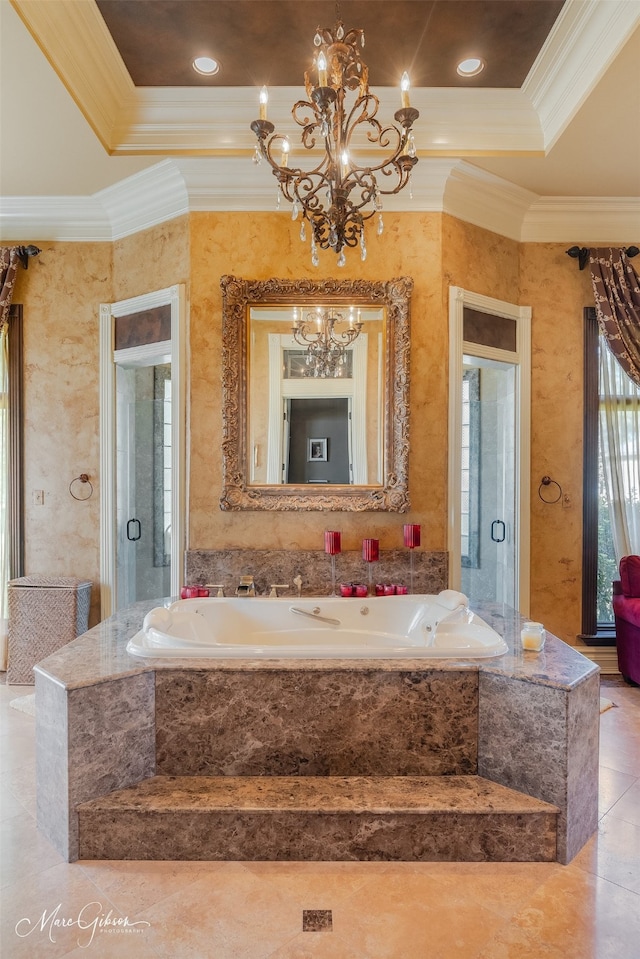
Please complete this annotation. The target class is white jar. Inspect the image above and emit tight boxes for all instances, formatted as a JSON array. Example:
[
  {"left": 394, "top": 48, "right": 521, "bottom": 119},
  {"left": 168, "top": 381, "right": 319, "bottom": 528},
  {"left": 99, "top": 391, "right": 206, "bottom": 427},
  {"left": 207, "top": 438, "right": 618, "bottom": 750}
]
[{"left": 521, "top": 621, "right": 546, "bottom": 651}]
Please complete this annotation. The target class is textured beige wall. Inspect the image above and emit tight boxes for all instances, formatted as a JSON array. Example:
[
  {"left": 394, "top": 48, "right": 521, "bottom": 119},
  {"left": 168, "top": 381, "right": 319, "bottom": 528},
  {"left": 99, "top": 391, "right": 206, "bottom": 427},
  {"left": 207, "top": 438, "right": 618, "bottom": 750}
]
[
  {"left": 442, "top": 214, "right": 520, "bottom": 302},
  {"left": 12, "top": 241, "right": 112, "bottom": 626},
  {"left": 11, "top": 215, "right": 611, "bottom": 643},
  {"left": 112, "top": 216, "right": 190, "bottom": 302},
  {"left": 441, "top": 221, "right": 593, "bottom": 643},
  {"left": 521, "top": 243, "right": 594, "bottom": 643},
  {"left": 11, "top": 218, "right": 190, "bottom": 627},
  {"left": 188, "top": 210, "right": 445, "bottom": 554}
]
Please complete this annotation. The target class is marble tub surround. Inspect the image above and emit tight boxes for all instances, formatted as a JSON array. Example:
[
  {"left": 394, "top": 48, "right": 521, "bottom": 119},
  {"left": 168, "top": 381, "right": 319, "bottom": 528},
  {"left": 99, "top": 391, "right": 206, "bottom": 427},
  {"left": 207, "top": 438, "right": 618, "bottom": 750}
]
[
  {"left": 33, "top": 597, "right": 599, "bottom": 864},
  {"left": 32, "top": 597, "right": 158, "bottom": 689},
  {"left": 35, "top": 670, "right": 156, "bottom": 862},
  {"left": 155, "top": 669, "right": 478, "bottom": 777},
  {"left": 185, "top": 548, "right": 448, "bottom": 597},
  {"left": 77, "top": 775, "right": 558, "bottom": 862},
  {"left": 479, "top": 669, "right": 600, "bottom": 864}
]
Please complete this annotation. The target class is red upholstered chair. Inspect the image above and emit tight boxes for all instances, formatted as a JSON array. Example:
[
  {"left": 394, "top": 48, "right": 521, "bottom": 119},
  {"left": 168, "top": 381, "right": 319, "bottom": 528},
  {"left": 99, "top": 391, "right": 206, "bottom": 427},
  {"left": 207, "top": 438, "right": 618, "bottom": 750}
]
[{"left": 613, "top": 555, "right": 640, "bottom": 686}]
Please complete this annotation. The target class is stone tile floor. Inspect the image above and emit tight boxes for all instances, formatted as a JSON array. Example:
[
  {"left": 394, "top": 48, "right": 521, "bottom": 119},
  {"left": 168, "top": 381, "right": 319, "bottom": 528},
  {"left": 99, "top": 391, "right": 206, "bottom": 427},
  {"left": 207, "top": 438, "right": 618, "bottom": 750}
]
[{"left": 0, "top": 675, "right": 638, "bottom": 958}]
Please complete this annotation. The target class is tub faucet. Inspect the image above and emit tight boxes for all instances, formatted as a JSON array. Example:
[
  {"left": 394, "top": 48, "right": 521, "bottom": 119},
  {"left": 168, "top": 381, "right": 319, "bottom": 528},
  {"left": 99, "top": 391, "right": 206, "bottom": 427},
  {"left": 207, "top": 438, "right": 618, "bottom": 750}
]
[
  {"left": 236, "top": 576, "right": 255, "bottom": 597},
  {"left": 269, "top": 584, "right": 289, "bottom": 598}
]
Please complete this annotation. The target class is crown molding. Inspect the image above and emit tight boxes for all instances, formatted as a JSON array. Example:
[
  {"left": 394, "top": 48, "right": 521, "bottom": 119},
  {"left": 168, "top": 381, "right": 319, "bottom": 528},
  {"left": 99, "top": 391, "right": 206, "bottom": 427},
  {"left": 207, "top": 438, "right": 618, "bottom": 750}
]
[
  {"left": 96, "top": 160, "right": 189, "bottom": 239},
  {"left": 524, "top": 0, "right": 640, "bottom": 150},
  {"left": 521, "top": 197, "right": 640, "bottom": 244},
  {"left": 0, "top": 196, "right": 110, "bottom": 242},
  {"left": 2, "top": 159, "right": 638, "bottom": 245},
  {"left": 415, "top": 89, "right": 542, "bottom": 154},
  {"left": 112, "top": 87, "right": 265, "bottom": 154},
  {"left": 444, "top": 162, "right": 538, "bottom": 242},
  {"left": 173, "top": 157, "right": 458, "bottom": 214},
  {"left": 110, "top": 85, "right": 543, "bottom": 156}
]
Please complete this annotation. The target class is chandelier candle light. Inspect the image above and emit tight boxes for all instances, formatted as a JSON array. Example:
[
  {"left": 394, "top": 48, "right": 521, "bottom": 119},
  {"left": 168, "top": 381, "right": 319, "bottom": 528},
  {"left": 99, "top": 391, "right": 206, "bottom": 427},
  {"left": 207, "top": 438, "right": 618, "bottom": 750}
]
[
  {"left": 292, "top": 305, "right": 363, "bottom": 377},
  {"left": 403, "top": 523, "right": 421, "bottom": 593},
  {"left": 324, "top": 530, "right": 342, "bottom": 595},
  {"left": 251, "top": 17, "right": 419, "bottom": 266}
]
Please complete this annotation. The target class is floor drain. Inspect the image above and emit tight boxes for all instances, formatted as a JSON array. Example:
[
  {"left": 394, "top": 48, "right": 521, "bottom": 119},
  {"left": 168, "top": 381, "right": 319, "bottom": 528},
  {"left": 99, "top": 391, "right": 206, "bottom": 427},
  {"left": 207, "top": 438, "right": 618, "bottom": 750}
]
[{"left": 302, "top": 909, "right": 333, "bottom": 932}]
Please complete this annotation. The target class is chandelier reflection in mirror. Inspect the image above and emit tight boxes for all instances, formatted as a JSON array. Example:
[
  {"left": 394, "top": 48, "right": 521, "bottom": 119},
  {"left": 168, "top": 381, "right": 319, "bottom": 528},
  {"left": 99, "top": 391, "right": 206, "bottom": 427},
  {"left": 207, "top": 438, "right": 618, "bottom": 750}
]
[
  {"left": 292, "top": 305, "right": 363, "bottom": 377},
  {"left": 251, "top": 17, "right": 419, "bottom": 267}
]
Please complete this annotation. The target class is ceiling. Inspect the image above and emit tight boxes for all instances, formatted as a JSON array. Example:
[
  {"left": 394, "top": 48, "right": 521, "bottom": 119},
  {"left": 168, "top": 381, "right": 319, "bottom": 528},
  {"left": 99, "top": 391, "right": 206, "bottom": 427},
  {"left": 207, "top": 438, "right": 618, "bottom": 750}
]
[
  {"left": 94, "top": 0, "right": 564, "bottom": 89},
  {"left": 1, "top": 0, "right": 639, "bottom": 242}
]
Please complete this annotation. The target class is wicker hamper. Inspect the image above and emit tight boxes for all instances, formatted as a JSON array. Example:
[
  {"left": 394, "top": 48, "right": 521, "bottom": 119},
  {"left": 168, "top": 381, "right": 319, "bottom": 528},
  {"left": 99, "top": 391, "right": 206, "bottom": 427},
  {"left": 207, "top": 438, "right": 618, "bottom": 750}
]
[{"left": 7, "top": 577, "right": 92, "bottom": 685}]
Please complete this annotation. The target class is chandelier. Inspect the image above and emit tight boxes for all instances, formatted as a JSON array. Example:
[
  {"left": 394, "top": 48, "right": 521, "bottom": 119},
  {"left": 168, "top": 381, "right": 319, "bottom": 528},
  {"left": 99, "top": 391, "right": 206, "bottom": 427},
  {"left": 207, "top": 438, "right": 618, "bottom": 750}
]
[
  {"left": 292, "top": 306, "right": 363, "bottom": 377},
  {"left": 251, "top": 16, "right": 419, "bottom": 266}
]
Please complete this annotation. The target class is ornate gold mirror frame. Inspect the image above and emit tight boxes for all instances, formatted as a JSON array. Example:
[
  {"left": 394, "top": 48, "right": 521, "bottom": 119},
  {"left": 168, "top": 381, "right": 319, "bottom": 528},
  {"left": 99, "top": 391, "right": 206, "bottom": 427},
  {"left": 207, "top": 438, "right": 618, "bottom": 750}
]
[{"left": 220, "top": 275, "right": 412, "bottom": 511}]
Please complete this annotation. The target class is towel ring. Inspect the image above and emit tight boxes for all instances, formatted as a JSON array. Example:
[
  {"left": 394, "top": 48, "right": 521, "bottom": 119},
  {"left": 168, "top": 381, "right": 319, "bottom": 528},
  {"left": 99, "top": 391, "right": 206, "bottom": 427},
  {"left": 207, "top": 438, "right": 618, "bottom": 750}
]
[
  {"left": 69, "top": 473, "right": 93, "bottom": 501},
  {"left": 538, "top": 476, "right": 562, "bottom": 504}
]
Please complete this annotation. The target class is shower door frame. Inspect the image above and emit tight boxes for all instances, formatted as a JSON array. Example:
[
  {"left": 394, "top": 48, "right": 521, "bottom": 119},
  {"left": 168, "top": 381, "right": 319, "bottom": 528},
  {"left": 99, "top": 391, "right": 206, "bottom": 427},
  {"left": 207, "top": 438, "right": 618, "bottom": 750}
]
[
  {"left": 447, "top": 286, "right": 531, "bottom": 616},
  {"left": 99, "top": 285, "right": 186, "bottom": 619}
]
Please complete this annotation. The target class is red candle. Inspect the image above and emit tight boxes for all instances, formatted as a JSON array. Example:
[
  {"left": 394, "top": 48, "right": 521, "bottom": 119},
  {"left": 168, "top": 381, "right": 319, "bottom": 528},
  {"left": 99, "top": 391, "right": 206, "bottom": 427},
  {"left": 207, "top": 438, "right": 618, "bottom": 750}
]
[
  {"left": 324, "top": 530, "right": 341, "bottom": 555},
  {"left": 403, "top": 524, "right": 421, "bottom": 549},
  {"left": 362, "top": 538, "right": 379, "bottom": 562}
]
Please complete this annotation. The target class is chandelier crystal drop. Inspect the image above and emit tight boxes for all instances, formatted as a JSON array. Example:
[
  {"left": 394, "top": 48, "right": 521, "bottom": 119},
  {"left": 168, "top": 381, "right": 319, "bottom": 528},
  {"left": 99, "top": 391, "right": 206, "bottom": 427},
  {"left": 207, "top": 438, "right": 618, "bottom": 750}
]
[
  {"left": 251, "top": 18, "right": 419, "bottom": 266},
  {"left": 292, "top": 306, "right": 363, "bottom": 377}
]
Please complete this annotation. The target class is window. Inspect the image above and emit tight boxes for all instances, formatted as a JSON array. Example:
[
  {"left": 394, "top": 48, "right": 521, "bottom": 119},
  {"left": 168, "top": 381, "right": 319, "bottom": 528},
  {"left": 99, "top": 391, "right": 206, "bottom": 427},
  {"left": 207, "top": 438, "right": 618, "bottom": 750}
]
[
  {"left": 582, "top": 307, "right": 640, "bottom": 642},
  {"left": 4, "top": 306, "right": 23, "bottom": 579},
  {"left": 282, "top": 348, "right": 353, "bottom": 379}
]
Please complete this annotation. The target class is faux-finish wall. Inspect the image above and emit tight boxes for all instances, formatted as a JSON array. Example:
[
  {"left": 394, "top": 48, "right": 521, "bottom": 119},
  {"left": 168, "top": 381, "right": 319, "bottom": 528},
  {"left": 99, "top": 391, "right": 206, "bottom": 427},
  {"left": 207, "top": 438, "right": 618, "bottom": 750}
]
[
  {"left": 188, "top": 210, "right": 445, "bottom": 553},
  {"left": 13, "top": 212, "right": 601, "bottom": 643}
]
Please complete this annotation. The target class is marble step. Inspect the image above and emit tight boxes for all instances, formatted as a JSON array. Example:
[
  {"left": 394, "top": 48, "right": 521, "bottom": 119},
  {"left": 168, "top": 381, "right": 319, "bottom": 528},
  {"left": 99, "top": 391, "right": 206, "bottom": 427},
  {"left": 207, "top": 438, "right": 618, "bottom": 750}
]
[{"left": 77, "top": 774, "right": 558, "bottom": 862}]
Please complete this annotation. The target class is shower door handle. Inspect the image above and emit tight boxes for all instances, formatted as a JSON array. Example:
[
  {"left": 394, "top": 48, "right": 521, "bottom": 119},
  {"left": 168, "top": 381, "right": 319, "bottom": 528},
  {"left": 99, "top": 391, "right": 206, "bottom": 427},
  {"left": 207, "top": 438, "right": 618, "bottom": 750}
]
[
  {"left": 490, "top": 520, "right": 505, "bottom": 543},
  {"left": 127, "top": 518, "right": 142, "bottom": 542}
]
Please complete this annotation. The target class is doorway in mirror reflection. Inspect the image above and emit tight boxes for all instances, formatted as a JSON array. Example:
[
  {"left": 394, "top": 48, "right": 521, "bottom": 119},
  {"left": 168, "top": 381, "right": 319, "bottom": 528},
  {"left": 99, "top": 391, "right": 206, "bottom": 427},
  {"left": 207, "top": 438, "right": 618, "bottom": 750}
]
[{"left": 249, "top": 308, "right": 384, "bottom": 486}]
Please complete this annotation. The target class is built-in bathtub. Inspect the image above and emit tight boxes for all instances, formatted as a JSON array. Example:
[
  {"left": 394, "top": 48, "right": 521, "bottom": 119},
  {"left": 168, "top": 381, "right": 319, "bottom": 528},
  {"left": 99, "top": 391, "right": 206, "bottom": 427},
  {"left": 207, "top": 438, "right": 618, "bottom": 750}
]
[
  {"left": 34, "top": 594, "right": 600, "bottom": 865},
  {"left": 126, "top": 590, "right": 509, "bottom": 660}
]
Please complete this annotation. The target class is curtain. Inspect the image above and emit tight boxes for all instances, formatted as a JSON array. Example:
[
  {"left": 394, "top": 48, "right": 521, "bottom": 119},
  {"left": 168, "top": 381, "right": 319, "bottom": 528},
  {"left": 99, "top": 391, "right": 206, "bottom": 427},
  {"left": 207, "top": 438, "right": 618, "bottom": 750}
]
[
  {"left": 0, "top": 325, "right": 8, "bottom": 667},
  {"left": 589, "top": 248, "right": 640, "bottom": 386},
  {"left": 599, "top": 338, "right": 640, "bottom": 560},
  {"left": 0, "top": 248, "right": 21, "bottom": 668},
  {"left": 0, "top": 247, "right": 20, "bottom": 335}
]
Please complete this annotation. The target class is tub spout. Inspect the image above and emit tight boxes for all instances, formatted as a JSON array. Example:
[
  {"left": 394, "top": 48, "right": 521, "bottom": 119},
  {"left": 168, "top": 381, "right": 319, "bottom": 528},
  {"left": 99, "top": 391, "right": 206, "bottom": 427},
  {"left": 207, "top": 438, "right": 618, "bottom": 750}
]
[{"left": 236, "top": 576, "right": 255, "bottom": 597}]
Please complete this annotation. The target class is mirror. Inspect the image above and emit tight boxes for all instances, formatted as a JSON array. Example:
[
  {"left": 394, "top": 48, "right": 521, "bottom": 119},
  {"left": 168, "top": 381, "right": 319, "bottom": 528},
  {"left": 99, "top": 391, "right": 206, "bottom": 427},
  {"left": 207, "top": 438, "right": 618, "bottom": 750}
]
[{"left": 220, "top": 276, "right": 413, "bottom": 511}]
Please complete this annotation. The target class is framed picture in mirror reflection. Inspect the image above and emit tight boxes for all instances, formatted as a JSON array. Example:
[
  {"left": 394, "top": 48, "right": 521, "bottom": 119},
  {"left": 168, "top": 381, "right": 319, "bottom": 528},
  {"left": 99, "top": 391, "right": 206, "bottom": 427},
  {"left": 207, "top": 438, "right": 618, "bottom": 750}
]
[{"left": 308, "top": 438, "right": 328, "bottom": 462}]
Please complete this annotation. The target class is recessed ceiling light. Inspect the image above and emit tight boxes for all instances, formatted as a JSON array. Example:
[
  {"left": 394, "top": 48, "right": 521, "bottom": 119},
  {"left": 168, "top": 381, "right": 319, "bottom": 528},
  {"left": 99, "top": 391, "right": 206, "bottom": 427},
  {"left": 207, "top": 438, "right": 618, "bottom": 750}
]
[
  {"left": 193, "top": 56, "right": 220, "bottom": 76},
  {"left": 457, "top": 57, "right": 485, "bottom": 78}
]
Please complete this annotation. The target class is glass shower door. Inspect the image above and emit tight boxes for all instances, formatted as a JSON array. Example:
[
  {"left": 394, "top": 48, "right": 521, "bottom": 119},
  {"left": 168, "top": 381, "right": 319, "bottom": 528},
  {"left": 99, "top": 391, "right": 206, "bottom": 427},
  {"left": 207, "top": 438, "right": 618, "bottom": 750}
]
[
  {"left": 115, "top": 363, "right": 171, "bottom": 609},
  {"left": 461, "top": 358, "right": 517, "bottom": 608}
]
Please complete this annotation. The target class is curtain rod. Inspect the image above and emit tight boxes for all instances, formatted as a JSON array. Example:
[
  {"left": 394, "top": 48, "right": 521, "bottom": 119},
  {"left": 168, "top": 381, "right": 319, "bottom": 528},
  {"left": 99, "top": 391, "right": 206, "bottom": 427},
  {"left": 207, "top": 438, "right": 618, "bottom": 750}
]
[
  {"left": 565, "top": 245, "right": 639, "bottom": 270},
  {"left": 15, "top": 244, "right": 41, "bottom": 269}
]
